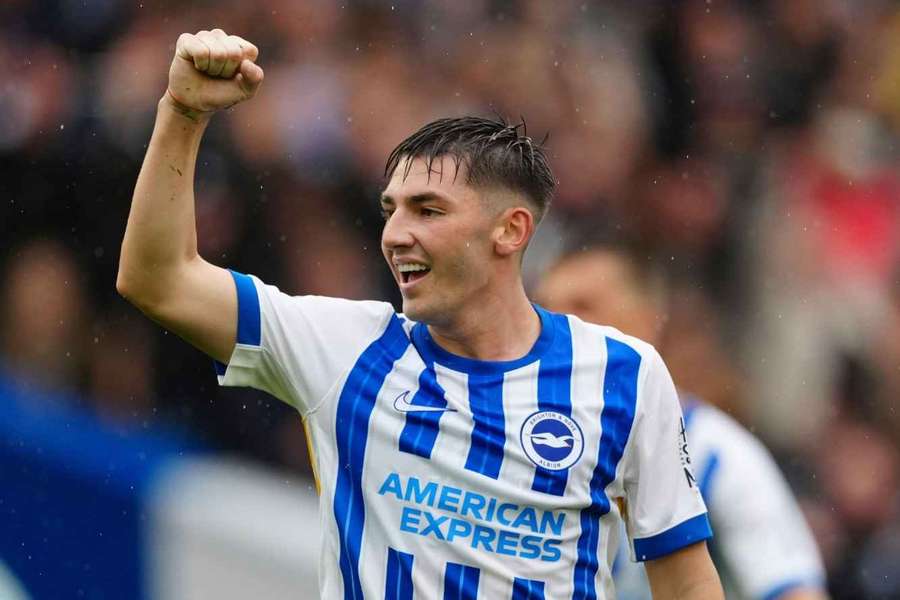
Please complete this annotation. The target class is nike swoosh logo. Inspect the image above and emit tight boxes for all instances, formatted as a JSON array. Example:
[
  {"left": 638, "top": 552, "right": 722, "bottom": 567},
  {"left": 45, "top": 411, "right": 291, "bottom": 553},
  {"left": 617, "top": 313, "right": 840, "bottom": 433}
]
[{"left": 392, "top": 391, "right": 457, "bottom": 414}]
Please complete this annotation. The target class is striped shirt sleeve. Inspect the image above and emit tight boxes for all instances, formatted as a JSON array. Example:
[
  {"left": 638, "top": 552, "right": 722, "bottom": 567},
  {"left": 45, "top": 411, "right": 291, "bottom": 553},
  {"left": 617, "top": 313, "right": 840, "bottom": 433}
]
[{"left": 216, "top": 271, "right": 395, "bottom": 414}]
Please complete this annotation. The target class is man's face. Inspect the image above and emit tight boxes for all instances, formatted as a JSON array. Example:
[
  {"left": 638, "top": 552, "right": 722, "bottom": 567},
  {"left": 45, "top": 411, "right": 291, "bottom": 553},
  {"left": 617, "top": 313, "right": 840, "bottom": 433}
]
[
  {"left": 380, "top": 156, "right": 497, "bottom": 325},
  {"left": 535, "top": 251, "right": 660, "bottom": 344}
]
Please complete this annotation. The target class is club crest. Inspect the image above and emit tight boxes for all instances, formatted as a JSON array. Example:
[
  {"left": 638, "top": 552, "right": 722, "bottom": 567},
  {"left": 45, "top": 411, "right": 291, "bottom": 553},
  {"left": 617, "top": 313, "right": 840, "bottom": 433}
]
[{"left": 520, "top": 411, "right": 585, "bottom": 471}]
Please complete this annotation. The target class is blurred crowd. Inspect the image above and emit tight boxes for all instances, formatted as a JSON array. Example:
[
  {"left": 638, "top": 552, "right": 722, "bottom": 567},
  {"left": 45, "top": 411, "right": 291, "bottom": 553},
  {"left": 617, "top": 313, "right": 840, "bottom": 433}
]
[{"left": 1, "top": 0, "right": 899, "bottom": 597}]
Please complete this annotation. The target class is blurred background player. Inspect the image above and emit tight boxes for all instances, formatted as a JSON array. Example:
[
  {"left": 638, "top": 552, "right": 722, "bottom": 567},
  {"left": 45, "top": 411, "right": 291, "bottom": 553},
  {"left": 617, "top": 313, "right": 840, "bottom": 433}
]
[{"left": 536, "top": 245, "right": 828, "bottom": 600}]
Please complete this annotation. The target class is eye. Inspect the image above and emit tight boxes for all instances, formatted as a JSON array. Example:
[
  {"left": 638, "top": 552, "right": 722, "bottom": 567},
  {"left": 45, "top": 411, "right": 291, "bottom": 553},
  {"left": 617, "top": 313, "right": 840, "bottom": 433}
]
[
  {"left": 421, "top": 207, "right": 442, "bottom": 217},
  {"left": 380, "top": 208, "right": 393, "bottom": 221}
]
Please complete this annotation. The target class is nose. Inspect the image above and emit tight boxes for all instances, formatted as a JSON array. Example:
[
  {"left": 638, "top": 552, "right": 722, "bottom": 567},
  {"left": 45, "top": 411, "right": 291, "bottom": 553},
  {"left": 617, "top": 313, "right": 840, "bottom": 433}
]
[{"left": 381, "top": 209, "right": 415, "bottom": 251}]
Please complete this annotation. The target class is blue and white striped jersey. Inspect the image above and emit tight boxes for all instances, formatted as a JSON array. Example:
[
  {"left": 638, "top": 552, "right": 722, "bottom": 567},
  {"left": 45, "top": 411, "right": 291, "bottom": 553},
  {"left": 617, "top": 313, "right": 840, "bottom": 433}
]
[
  {"left": 613, "top": 400, "right": 825, "bottom": 600},
  {"left": 216, "top": 271, "right": 711, "bottom": 599}
]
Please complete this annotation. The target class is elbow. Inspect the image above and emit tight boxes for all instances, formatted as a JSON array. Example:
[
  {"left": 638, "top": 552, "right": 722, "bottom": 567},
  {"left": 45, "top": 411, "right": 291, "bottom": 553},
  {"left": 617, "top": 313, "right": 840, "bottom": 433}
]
[
  {"left": 116, "top": 259, "right": 190, "bottom": 317},
  {"left": 115, "top": 269, "right": 131, "bottom": 299},
  {"left": 116, "top": 265, "right": 141, "bottom": 303},
  {"left": 116, "top": 265, "right": 160, "bottom": 314}
]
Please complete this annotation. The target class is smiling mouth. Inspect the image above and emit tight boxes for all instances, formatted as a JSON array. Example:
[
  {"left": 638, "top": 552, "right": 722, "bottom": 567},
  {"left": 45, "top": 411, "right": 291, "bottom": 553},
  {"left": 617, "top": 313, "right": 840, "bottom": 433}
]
[
  {"left": 398, "top": 264, "right": 431, "bottom": 285},
  {"left": 403, "top": 271, "right": 429, "bottom": 284}
]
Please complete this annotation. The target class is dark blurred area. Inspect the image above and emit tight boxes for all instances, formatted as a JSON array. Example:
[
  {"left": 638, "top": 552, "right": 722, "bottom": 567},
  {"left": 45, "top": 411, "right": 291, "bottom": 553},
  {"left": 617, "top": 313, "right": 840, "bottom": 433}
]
[{"left": 1, "top": 1, "right": 899, "bottom": 597}]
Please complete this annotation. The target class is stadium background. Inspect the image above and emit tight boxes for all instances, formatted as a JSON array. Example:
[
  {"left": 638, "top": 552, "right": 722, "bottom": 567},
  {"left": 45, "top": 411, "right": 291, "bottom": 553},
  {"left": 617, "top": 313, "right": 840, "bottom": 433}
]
[{"left": 2, "top": 0, "right": 899, "bottom": 598}]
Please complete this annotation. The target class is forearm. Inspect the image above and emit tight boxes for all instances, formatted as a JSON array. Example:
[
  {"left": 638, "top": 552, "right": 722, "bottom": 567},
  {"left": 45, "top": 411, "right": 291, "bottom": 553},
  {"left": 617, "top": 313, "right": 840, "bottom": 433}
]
[
  {"left": 647, "top": 542, "right": 724, "bottom": 600},
  {"left": 664, "top": 575, "right": 725, "bottom": 600},
  {"left": 779, "top": 589, "right": 829, "bottom": 600},
  {"left": 117, "top": 95, "right": 211, "bottom": 305},
  {"left": 651, "top": 570, "right": 724, "bottom": 600}
]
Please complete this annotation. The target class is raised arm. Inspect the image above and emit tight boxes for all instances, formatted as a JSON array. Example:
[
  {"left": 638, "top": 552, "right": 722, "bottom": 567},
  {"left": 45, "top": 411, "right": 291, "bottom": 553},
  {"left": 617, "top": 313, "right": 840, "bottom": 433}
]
[{"left": 116, "top": 29, "right": 264, "bottom": 363}]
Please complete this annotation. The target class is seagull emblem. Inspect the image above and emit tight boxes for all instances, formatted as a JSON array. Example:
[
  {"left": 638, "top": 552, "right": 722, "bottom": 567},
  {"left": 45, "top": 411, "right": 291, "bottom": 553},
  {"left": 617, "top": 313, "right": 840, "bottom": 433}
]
[{"left": 529, "top": 432, "right": 575, "bottom": 449}]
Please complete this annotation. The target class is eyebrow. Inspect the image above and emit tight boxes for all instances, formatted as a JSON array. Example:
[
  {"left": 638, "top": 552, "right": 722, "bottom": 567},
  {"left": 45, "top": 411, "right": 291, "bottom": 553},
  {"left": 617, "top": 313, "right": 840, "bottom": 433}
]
[{"left": 379, "top": 191, "right": 450, "bottom": 206}]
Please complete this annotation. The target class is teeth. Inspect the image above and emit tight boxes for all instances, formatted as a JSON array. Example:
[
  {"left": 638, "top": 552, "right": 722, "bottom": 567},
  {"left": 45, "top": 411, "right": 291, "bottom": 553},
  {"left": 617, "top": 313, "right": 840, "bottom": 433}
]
[{"left": 397, "top": 263, "right": 429, "bottom": 273}]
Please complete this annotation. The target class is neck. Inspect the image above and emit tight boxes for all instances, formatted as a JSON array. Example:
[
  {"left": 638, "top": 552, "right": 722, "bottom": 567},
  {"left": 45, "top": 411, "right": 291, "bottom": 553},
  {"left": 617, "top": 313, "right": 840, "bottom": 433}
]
[{"left": 428, "top": 279, "right": 541, "bottom": 361}]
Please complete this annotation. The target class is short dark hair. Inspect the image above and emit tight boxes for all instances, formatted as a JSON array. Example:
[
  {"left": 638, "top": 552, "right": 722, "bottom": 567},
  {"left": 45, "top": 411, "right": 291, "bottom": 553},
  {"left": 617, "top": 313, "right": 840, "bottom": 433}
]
[{"left": 384, "top": 116, "right": 555, "bottom": 221}]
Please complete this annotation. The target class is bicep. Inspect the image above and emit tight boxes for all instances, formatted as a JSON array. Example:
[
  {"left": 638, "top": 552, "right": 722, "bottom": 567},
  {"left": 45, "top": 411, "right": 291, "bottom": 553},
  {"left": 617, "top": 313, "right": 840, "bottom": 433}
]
[
  {"left": 645, "top": 541, "right": 723, "bottom": 600},
  {"left": 143, "top": 257, "right": 237, "bottom": 364}
]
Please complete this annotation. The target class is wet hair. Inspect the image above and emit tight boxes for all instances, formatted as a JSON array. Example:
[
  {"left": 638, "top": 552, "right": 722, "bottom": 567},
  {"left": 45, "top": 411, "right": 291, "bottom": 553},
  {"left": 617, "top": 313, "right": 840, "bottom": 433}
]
[{"left": 384, "top": 116, "right": 555, "bottom": 221}]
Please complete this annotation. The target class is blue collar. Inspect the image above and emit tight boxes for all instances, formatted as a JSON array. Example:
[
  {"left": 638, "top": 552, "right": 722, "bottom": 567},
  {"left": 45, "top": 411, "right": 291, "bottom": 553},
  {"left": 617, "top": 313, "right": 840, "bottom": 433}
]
[{"left": 410, "top": 304, "right": 557, "bottom": 375}]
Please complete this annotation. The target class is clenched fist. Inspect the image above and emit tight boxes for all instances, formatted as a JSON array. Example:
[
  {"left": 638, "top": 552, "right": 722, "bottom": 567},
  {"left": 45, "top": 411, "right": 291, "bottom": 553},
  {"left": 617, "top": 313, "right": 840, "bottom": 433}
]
[{"left": 166, "top": 29, "right": 264, "bottom": 117}]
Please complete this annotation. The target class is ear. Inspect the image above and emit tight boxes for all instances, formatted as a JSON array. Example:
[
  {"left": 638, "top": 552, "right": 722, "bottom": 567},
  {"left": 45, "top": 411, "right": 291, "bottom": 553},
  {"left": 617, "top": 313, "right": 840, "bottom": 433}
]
[{"left": 492, "top": 206, "right": 534, "bottom": 257}]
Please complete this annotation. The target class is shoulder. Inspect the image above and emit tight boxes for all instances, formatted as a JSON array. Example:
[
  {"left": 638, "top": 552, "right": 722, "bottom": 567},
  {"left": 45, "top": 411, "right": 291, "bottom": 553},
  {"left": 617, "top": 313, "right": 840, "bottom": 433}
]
[
  {"left": 242, "top": 273, "right": 400, "bottom": 344},
  {"left": 562, "top": 312, "right": 659, "bottom": 364},
  {"left": 685, "top": 401, "right": 796, "bottom": 505},
  {"left": 254, "top": 275, "right": 393, "bottom": 314},
  {"left": 250, "top": 273, "right": 396, "bottom": 321},
  {"left": 295, "top": 294, "right": 397, "bottom": 322},
  {"left": 686, "top": 402, "right": 768, "bottom": 460}
]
